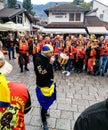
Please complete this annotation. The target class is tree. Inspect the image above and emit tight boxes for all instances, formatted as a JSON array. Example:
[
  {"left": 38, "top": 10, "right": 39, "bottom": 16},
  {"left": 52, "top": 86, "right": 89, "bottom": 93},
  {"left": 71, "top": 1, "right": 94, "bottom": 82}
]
[
  {"left": 72, "top": 0, "right": 91, "bottom": 8},
  {"left": 8, "top": 0, "right": 17, "bottom": 8},
  {"left": 72, "top": 0, "right": 83, "bottom": 5},
  {"left": 0, "top": 18, "right": 3, "bottom": 24},
  {"left": 23, "top": 0, "right": 35, "bottom": 16},
  {"left": 81, "top": 2, "right": 91, "bottom": 8}
]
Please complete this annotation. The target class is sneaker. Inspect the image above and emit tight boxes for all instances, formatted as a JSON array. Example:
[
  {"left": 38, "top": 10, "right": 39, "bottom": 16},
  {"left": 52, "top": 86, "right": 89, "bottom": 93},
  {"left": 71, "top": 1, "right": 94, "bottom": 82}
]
[
  {"left": 66, "top": 71, "right": 70, "bottom": 76},
  {"left": 43, "top": 122, "right": 49, "bottom": 130},
  {"left": 62, "top": 71, "right": 67, "bottom": 74}
]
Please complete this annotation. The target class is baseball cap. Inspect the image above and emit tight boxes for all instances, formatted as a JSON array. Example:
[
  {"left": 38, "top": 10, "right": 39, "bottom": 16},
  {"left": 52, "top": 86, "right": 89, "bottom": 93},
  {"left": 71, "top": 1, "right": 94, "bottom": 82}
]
[{"left": 42, "top": 44, "right": 53, "bottom": 54}]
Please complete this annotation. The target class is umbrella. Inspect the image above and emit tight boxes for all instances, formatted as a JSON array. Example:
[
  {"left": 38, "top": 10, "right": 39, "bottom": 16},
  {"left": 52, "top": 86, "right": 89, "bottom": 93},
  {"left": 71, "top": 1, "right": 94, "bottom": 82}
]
[
  {"left": 0, "top": 23, "right": 8, "bottom": 31},
  {"left": 0, "top": 21, "right": 30, "bottom": 31},
  {"left": 16, "top": 24, "right": 30, "bottom": 31},
  {"left": 3, "top": 21, "right": 17, "bottom": 31}
]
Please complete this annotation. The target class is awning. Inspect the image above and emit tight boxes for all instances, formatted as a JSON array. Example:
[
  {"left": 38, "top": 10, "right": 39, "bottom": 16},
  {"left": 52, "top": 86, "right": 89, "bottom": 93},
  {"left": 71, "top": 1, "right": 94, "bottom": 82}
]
[
  {"left": 0, "top": 22, "right": 30, "bottom": 32},
  {"left": 87, "top": 27, "right": 108, "bottom": 34},
  {"left": 41, "top": 28, "right": 86, "bottom": 34}
]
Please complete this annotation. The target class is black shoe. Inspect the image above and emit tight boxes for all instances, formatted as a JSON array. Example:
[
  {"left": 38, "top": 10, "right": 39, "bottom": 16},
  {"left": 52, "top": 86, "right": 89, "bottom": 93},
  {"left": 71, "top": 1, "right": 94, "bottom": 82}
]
[
  {"left": 93, "top": 73, "right": 96, "bottom": 76},
  {"left": 21, "top": 70, "right": 23, "bottom": 73},
  {"left": 102, "top": 73, "right": 104, "bottom": 76},
  {"left": 74, "top": 70, "right": 77, "bottom": 73},
  {"left": 87, "top": 71, "right": 91, "bottom": 75},
  {"left": 25, "top": 68, "right": 29, "bottom": 71},
  {"left": 45, "top": 113, "right": 50, "bottom": 117},
  {"left": 13, "top": 57, "right": 16, "bottom": 59},
  {"left": 43, "top": 122, "right": 48, "bottom": 130},
  {"left": 78, "top": 70, "right": 81, "bottom": 73}
]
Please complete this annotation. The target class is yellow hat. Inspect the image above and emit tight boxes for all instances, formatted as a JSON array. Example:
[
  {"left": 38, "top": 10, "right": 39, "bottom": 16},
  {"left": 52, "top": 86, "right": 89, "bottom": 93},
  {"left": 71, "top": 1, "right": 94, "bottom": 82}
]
[{"left": 0, "top": 74, "right": 10, "bottom": 107}]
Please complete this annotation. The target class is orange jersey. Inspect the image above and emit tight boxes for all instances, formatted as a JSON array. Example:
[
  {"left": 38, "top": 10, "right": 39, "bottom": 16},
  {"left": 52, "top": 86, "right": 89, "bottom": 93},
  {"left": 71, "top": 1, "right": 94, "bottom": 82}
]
[
  {"left": 100, "top": 45, "right": 108, "bottom": 56},
  {"left": 70, "top": 46, "right": 77, "bottom": 59},
  {"left": 19, "top": 40, "right": 28, "bottom": 54},
  {"left": 90, "top": 48, "right": 96, "bottom": 57},
  {"left": 76, "top": 47, "right": 85, "bottom": 59},
  {"left": 0, "top": 82, "right": 29, "bottom": 130},
  {"left": 53, "top": 46, "right": 60, "bottom": 55}
]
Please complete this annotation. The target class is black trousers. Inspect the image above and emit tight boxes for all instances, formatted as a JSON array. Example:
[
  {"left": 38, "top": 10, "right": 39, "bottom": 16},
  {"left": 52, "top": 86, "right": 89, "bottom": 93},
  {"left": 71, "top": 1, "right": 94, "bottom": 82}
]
[
  {"left": 41, "top": 107, "right": 47, "bottom": 123},
  {"left": 76, "top": 58, "right": 84, "bottom": 71},
  {"left": 19, "top": 54, "right": 28, "bottom": 70}
]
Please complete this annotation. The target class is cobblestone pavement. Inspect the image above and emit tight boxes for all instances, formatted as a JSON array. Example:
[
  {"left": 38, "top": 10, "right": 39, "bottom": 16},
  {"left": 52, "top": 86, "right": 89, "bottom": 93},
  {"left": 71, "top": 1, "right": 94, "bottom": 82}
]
[{"left": 6, "top": 57, "right": 108, "bottom": 130}]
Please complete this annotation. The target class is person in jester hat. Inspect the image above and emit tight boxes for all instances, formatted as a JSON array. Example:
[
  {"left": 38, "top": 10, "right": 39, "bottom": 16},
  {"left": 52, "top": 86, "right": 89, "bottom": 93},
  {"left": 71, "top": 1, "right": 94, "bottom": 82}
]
[
  {"left": 0, "top": 51, "right": 31, "bottom": 130},
  {"left": 34, "top": 44, "right": 57, "bottom": 130}
]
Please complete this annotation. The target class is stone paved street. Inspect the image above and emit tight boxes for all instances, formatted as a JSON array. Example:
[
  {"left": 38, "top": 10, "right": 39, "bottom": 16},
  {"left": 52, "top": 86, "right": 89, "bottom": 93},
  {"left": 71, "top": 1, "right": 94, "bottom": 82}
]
[{"left": 6, "top": 57, "right": 108, "bottom": 130}]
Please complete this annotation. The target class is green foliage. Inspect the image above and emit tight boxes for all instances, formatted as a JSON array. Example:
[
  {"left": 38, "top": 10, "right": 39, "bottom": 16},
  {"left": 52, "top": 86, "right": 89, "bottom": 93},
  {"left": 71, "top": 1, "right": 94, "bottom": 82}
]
[
  {"left": 72, "top": 0, "right": 91, "bottom": 8},
  {"left": 0, "top": 18, "right": 3, "bottom": 24},
  {"left": 8, "top": 0, "right": 17, "bottom": 8},
  {"left": 30, "top": 10, "right": 35, "bottom": 16},
  {"left": 23, "top": 0, "right": 35, "bottom": 16},
  {"left": 81, "top": 1, "right": 92, "bottom": 8}
]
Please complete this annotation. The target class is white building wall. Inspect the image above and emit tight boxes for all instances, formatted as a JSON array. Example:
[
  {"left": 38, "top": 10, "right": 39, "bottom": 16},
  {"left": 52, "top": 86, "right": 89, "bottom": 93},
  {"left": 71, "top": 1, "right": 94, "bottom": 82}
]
[
  {"left": 4, "top": 0, "right": 8, "bottom": 8},
  {"left": 0, "top": 0, "right": 8, "bottom": 9},
  {"left": 23, "top": 13, "right": 30, "bottom": 27},
  {"left": 22, "top": 13, "right": 31, "bottom": 31},
  {"left": 93, "top": 0, "right": 108, "bottom": 22},
  {"left": 0, "top": 2, "right": 4, "bottom": 9},
  {"left": 48, "top": 12, "right": 84, "bottom": 23}
]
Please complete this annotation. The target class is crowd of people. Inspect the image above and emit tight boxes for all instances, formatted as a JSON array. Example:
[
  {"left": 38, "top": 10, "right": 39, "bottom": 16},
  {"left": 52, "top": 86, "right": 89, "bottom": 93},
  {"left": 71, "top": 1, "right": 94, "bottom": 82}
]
[
  {"left": 0, "top": 34, "right": 108, "bottom": 76},
  {"left": 1, "top": 33, "right": 108, "bottom": 76},
  {"left": 4, "top": 32, "right": 107, "bottom": 77}
]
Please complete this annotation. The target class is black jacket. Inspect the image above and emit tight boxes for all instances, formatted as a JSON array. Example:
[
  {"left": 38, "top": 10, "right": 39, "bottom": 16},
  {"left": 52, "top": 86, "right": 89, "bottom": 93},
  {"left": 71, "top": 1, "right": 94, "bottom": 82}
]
[
  {"left": 34, "top": 53, "right": 54, "bottom": 87},
  {"left": 74, "top": 99, "right": 108, "bottom": 130}
]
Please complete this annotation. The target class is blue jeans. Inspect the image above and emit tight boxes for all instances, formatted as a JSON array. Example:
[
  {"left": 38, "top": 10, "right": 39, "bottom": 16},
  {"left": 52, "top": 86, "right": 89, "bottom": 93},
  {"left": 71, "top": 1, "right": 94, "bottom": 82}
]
[
  {"left": 8, "top": 47, "right": 15, "bottom": 59},
  {"left": 64, "top": 58, "right": 71, "bottom": 72},
  {"left": 99, "top": 55, "right": 108, "bottom": 75},
  {"left": 53, "top": 55, "right": 61, "bottom": 70}
]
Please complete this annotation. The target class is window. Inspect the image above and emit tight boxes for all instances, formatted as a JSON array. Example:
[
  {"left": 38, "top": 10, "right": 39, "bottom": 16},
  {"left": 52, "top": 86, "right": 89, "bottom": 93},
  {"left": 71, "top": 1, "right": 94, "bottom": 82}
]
[
  {"left": 55, "top": 16, "right": 63, "bottom": 18},
  {"left": 16, "top": 14, "right": 23, "bottom": 24},
  {"left": 18, "top": 16, "right": 22, "bottom": 24},
  {"left": 52, "top": 12, "right": 66, "bottom": 18},
  {"left": 100, "top": 14, "right": 103, "bottom": 20},
  {"left": 52, "top": 13, "right": 66, "bottom": 15},
  {"left": 76, "top": 13, "right": 81, "bottom": 21},
  {"left": 69, "top": 13, "right": 81, "bottom": 21},
  {"left": 69, "top": 13, "right": 74, "bottom": 21}
]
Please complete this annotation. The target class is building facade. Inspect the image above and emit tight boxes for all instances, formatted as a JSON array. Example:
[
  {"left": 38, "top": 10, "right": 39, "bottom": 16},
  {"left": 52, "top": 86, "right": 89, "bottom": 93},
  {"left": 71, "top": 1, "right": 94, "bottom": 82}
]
[
  {"left": 0, "top": 0, "right": 4, "bottom": 9},
  {"left": 40, "top": 3, "right": 108, "bottom": 35},
  {"left": 92, "top": 0, "right": 108, "bottom": 22},
  {"left": 43, "top": 4, "right": 89, "bottom": 34}
]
